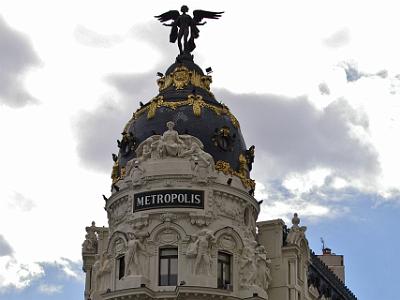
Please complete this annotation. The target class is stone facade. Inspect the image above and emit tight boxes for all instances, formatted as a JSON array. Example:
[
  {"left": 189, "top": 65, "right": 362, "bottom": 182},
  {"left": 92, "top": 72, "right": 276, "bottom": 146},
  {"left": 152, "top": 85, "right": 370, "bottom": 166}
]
[
  {"left": 82, "top": 124, "right": 356, "bottom": 300},
  {"left": 82, "top": 125, "right": 271, "bottom": 300}
]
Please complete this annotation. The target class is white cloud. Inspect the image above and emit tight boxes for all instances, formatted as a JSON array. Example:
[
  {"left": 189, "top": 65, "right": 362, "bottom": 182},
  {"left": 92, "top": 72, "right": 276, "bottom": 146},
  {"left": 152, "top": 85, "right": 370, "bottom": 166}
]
[
  {"left": 37, "top": 283, "right": 63, "bottom": 295},
  {"left": 0, "top": 257, "right": 43, "bottom": 291},
  {"left": 0, "top": 15, "right": 40, "bottom": 107},
  {"left": 323, "top": 28, "right": 350, "bottom": 48},
  {"left": 282, "top": 168, "right": 332, "bottom": 195},
  {"left": 8, "top": 192, "right": 35, "bottom": 212},
  {"left": 0, "top": 236, "right": 13, "bottom": 257}
]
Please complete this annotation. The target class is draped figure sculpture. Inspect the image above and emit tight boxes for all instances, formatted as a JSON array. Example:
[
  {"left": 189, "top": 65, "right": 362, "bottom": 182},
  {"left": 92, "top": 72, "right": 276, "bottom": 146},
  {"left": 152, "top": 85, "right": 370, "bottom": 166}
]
[{"left": 155, "top": 6, "right": 223, "bottom": 54}]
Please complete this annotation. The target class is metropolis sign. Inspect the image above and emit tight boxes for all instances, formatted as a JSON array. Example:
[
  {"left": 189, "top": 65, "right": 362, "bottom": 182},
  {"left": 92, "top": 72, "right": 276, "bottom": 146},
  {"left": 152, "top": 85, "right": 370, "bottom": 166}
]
[{"left": 133, "top": 189, "right": 204, "bottom": 211}]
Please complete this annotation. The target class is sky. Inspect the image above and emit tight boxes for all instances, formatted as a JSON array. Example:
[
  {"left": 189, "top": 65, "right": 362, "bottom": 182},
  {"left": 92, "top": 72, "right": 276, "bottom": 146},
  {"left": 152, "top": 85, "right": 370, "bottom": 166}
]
[{"left": 0, "top": 0, "right": 399, "bottom": 299}]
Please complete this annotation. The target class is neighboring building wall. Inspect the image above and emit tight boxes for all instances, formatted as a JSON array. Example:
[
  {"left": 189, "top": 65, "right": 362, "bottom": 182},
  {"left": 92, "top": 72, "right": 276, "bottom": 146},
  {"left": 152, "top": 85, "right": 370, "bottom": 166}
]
[
  {"left": 317, "top": 248, "right": 345, "bottom": 283},
  {"left": 257, "top": 216, "right": 313, "bottom": 300},
  {"left": 257, "top": 215, "right": 356, "bottom": 300}
]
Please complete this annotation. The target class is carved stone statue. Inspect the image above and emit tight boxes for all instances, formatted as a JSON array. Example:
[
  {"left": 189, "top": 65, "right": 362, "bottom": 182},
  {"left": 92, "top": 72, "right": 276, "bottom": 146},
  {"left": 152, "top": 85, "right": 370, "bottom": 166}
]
[
  {"left": 126, "top": 160, "right": 145, "bottom": 186},
  {"left": 180, "top": 141, "right": 215, "bottom": 182},
  {"left": 286, "top": 213, "right": 307, "bottom": 245},
  {"left": 90, "top": 254, "right": 101, "bottom": 295},
  {"left": 136, "top": 122, "right": 214, "bottom": 168},
  {"left": 97, "top": 252, "right": 112, "bottom": 292},
  {"left": 240, "top": 240, "right": 257, "bottom": 287},
  {"left": 142, "top": 144, "right": 152, "bottom": 160},
  {"left": 186, "top": 229, "right": 215, "bottom": 275},
  {"left": 159, "top": 121, "right": 184, "bottom": 157},
  {"left": 155, "top": 6, "right": 224, "bottom": 54},
  {"left": 82, "top": 221, "right": 98, "bottom": 253},
  {"left": 125, "top": 233, "right": 148, "bottom": 276},
  {"left": 255, "top": 245, "right": 272, "bottom": 291}
]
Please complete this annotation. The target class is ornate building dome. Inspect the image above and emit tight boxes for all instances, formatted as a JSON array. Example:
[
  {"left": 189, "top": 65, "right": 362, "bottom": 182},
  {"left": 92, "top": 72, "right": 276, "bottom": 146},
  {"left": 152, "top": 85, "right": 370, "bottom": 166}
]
[
  {"left": 113, "top": 53, "right": 255, "bottom": 190},
  {"left": 82, "top": 7, "right": 356, "bottom": 300}
]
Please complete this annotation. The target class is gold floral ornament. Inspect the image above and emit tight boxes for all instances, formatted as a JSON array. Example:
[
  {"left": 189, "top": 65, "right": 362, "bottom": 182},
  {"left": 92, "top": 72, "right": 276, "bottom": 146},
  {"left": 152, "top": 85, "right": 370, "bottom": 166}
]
[
  {"left": 172, "top": 66, "right": 192, "bottom": 89},
  {"left": 215, "top": 159, "right": 255, "bottom": 190},
  {"left": 156, "top": 67, "right": 213, "bottom": 93},
  {"left": 187, "top": 94, "right": 205, "bottom": 116}
]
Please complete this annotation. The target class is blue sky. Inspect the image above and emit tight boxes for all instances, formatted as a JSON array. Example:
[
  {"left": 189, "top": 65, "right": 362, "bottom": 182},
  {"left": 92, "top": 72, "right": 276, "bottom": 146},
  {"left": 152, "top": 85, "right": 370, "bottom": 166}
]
[{"left": 1, "top": 1, "right": 400, "bottom": 299}]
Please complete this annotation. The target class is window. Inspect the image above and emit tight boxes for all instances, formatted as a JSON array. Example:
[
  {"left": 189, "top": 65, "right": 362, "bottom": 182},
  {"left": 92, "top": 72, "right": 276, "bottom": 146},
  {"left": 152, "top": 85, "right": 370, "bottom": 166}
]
[
  {"left": 117, "top": 255, "right": 125, "bottom": 280},
  {"left": 217, "top": 252, "right": 231, "bottom": 289},
  {"left": 159, "top": 248, "right": 178, "bottom": 286}
]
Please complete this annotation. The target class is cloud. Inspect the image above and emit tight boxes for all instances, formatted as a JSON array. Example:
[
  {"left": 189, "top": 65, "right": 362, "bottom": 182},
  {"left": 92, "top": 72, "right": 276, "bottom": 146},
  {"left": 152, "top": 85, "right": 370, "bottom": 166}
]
[
  {"left": 46, "top": 258, "right": 84, "bottom": 280},
  {"left": 339, "top": 61, "right": 389, "bottom": 82},
  {"left": 0, "top": 256, "right": 83, "bottom": 293},
  {"left": 74, "top": 25, "right": 123, "bottom": 48},
  {"left": 37, "top": 283, "right": 63, "bottom": 295},
  {"left": 0, "top": 257, "right": 44, "bottom": 291},
  {"left": 318, "top": 82, "right": 330, "bottom": 95},
  {"left": 390, "top": 75, "right": 400, "bottom": 94},
  {"left": 323, "top": 28, "right": 350, "bottom": 48},
  {"left": 73, "top": 22, "right": 174, "bottom": 172},
  {"left": 0, "top": 235, "right": 13, "bottom": 257},
  {"left": 8, "top": 192, "right": 35, "bottom": 212},
  {"left": 73, "top": 70, "right": 159, "bottom": 172},
  {"left": 0, "top": 16, "right": 40, "bottom": 108},
  {"left": 215, "top": 89, "right": 380, "bottom": 183}
]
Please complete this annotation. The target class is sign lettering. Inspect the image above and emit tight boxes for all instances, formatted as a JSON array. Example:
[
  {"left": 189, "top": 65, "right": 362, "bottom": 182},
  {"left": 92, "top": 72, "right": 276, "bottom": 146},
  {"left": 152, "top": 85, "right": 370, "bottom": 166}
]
[{"left": 133, "top": 190, "right": 204, "bottom": 211}]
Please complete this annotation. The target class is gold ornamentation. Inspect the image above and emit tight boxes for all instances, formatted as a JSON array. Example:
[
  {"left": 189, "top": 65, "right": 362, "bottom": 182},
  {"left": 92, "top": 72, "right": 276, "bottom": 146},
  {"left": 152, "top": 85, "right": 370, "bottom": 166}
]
[
  {"left": 132, "top": 94, "right": 240, "bottom": 128},
  {"left": 156, "top": 67, "right": 213, "bottom": 93},
  {"left": 201, "top": 75, "right": 212, "bottom": 90},
  {"left": 147, "top": 96, "right": 164, "bottom": 119},
  {"left": 221, "top": 126, "right": 230, "bottom": 137},
  {"left": 239, "top": 153, "right": 249, "bottom": 175},
  {"left": 111, "top": 160, "right": 120, "bottom": 184},
  {"left": 172, "top": 66, "right": 191, "bottom": 89},
  {"left": 215, "top": 161, "right": 231, "bottom": 174},
  {"left": 156, "top": 77, "right": 165, "bottom": 90},
  {"left": 120, "top": 167, "right": 126, "bottom": 178},
  {"left": 215, "top": 159, "right": 255, "bottom": 190},
  {"left": 188, "top": 94, "right": 205, "bottom": 117}
]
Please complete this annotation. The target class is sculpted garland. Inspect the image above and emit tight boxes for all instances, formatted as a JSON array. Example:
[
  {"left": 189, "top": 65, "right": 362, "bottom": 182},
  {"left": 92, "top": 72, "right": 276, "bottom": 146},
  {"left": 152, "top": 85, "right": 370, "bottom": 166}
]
[{"left": 131, "top": 95, "right": 240, "bottom": 128}]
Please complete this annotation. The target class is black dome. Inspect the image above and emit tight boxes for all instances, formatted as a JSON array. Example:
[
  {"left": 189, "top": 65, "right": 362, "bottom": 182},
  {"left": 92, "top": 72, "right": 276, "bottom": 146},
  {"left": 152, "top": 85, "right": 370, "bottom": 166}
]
[{"left": 113, "top": 54, "right": 254, "bottom": 189}]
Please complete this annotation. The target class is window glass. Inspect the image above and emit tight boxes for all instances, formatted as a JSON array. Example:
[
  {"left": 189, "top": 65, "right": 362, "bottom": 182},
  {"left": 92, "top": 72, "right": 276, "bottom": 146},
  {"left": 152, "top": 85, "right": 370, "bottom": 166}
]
[
  {"left": 118, "top": 256, "right": 125, "bottom": 280},
  {"left": 159, "top": 247, "right": 178, "bottom": 286},
  {"left": 217, "top": 252, "right": 231, "bottom": 289},
  {"left": 159, "top": 258, "right": 169, "bottom": 286}
]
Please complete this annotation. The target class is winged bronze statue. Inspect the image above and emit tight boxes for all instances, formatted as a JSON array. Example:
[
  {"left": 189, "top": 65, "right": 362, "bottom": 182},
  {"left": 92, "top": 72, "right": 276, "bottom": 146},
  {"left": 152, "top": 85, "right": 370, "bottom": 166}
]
[{"left": 155, "top": 5, "right": 224, "bottom": 54}]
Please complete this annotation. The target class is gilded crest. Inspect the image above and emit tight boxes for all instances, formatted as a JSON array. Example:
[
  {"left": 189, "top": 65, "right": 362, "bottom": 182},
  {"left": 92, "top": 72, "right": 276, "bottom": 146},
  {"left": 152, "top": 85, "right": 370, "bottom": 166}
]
[
  {"left": 172, "top": 66, "right": 191, "bottom": 89},
  {"left": 212, "top": 126, "right": 235, "bottom": 151}
]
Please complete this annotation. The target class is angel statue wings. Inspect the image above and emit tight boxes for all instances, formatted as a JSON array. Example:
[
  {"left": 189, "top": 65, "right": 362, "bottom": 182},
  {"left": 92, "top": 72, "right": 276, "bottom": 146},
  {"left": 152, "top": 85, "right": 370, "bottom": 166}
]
[{"left": 155, "top": 5, "right": 223, "bottom": 54}]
